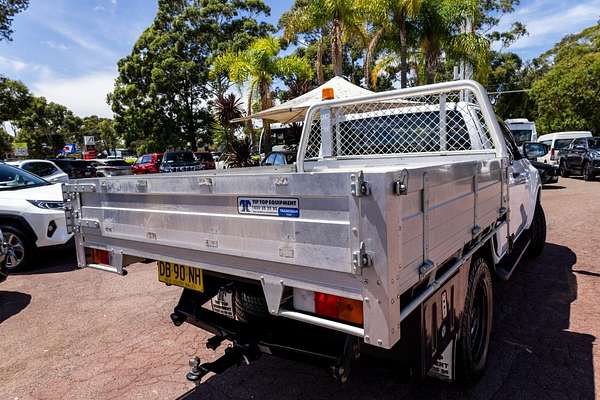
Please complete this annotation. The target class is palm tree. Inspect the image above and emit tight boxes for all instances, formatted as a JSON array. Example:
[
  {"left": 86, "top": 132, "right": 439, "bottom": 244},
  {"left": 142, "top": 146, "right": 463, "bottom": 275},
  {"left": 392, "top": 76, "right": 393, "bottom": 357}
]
[
  {"left": 281, "top": 0, "right": 360, "bottom": 78},
  {"left": 213, "top": 93, "right": 243, "bottom": 150},
  {"left": 417, "top": 0, "right": 489, "bottom": 84},
  {"left": 359, "top": 0, "right": 422, "bottom": 88},
  {"left": 212, "top": 36, "right": 312, "bottom": 152}
]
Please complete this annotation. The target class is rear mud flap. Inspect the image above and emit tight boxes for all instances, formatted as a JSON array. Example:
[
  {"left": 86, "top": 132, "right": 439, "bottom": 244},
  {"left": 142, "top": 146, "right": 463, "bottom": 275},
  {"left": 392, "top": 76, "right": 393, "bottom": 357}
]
[
  {"left": 428, "top": 340, "right": 456, "bottom": 381},
  {"left": 420, "top": 261, "right": 469, "bottom": 382}
]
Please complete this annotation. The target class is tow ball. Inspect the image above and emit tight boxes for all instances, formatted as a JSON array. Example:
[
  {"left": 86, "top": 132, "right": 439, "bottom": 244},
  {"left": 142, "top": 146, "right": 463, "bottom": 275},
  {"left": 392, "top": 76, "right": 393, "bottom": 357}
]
[{"left": 186, "top": 344, "right": 259, "bottom": 385}]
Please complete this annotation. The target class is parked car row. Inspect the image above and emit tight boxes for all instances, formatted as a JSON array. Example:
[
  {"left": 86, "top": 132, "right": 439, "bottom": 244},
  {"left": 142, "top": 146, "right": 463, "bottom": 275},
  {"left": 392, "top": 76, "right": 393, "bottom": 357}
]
[{"left": 132, "top": 150, "right": 216, "bottom": 174}]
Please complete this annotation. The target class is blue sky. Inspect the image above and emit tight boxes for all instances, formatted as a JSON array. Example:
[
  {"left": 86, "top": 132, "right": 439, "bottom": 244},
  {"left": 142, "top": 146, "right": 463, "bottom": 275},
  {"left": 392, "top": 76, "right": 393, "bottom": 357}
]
[{"left": 0, "top": 0, "right": 599, "bottom": 118}]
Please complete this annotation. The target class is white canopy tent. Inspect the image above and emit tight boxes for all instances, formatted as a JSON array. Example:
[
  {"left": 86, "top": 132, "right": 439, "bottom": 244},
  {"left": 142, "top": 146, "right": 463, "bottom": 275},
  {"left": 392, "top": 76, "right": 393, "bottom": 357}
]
[{"left": 232, "top": 76, "right": 373, "bottom": 125}]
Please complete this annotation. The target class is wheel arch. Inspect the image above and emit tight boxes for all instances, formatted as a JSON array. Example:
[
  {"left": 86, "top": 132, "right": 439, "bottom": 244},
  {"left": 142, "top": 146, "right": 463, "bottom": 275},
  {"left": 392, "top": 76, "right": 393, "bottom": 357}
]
[{"left": 0, "top": 214, "right": 38, "bottom": 242}]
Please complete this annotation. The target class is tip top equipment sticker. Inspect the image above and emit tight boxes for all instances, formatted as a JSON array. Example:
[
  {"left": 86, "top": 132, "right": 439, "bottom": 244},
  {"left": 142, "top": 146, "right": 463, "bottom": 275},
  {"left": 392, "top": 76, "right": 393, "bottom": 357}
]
[{"left": 238, "top": 197, "right": 300, "bottom": 218}]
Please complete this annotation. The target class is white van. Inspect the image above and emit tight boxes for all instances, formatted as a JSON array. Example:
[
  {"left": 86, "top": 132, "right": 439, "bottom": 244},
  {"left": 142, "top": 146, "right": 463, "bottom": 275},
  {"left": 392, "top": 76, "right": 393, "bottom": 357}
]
[
  {"left": 505, "top": 118, "right": 537, "bottom": 145},
  {"left": 537, "top": 131, "right": 592, "bottom": 165}
]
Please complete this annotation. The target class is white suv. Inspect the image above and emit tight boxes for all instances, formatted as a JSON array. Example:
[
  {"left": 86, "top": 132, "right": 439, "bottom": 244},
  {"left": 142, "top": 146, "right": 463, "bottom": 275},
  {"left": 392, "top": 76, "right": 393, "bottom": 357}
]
[{"left": 0, "top": 163, "right": 72, "bottom": 271}]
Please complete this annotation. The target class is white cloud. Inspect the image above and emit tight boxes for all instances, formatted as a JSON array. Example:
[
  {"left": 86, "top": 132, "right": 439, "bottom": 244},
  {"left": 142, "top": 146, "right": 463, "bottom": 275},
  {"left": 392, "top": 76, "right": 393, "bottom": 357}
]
[
  {"left": 31, "top": 71, "right": 117, "bottom": 118},
  {"left": 0, "top": 55, "right": 53, "bottom": 79},
  {"left": 93, "top": 5, "right": 105, "bottom": 12},
  {"left": 41, "top": 40, "right": 69, "bottom": 51},
  {"left": 110, "top": 0, "right": 117, "bottom": 5},
  {"left": 0, "top": 55, "right": 28, "bottom": 72},
  {"left": 499, "top": 0, "right": 600, "bottom": 54}
]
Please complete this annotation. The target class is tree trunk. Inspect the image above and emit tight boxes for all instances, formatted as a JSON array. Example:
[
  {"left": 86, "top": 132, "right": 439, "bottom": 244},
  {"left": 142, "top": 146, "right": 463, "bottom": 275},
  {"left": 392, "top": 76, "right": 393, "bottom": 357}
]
[
  {"left": 246, "top": 85, "right": 254, "bottom": 148},
  {"left": 316, "top": 35, "right": 325, "bottom": 84},
  {"left": 331, "top": 19, "right": 343, "bottom": 77},
  {"left": 425, "top": 48, "right": 437, "bottom": 84},
  {"left": 259, "top": 79, "right": 273, "bottom": 154},
  {"left": 398, "top": 16, "right": 408, "bottom": 88},
  {"left": 364, "top": 27, "right": 385, "bottom": 90}
]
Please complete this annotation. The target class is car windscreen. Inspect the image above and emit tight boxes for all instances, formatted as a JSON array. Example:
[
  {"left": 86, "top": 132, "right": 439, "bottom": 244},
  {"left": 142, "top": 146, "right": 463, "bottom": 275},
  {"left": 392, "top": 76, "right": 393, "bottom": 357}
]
[
  {"left": 164, "top": 152, "right": 195, "bottom": 163},
  {"left": 0, "top": 164, "right": 48, "bottom": 190},
  {"left": 554, "top": 139, "right": 573, "bottom": 150},
  {"left": 509, "top": 129, "right": 532, "bottom": 146},
  {"left": 588, "top": 139, "right": 600, "bottom": 149}
]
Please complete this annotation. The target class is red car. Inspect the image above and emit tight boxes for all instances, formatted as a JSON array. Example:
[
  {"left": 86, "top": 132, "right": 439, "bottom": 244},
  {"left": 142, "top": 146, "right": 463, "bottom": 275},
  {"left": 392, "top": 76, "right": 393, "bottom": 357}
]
[
  {"left": 132, "top": 153, "right": 163, "bottom": 174},
  {"left": 194, "top": 152, "right": 216, "bottom": 170}
]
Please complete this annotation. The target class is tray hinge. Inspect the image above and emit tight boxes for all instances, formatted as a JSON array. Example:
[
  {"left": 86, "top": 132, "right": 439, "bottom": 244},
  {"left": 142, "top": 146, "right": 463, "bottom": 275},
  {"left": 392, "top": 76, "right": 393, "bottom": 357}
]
[
  {"left": 393, "top": 169, "right": 409, "bottom": 195},
  {"left": 72, "top": 218, "right": 101, "bottom": 233},
  {"left": 352, "top": 241, "right": 373, "bottom": 273},
  {"left": 350, "top": 171, "right": 371, "bottom": 197}
]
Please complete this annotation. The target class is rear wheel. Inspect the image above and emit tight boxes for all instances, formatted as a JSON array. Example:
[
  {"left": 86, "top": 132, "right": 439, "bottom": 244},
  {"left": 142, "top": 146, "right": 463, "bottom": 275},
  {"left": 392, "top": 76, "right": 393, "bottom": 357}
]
[
  {"left": 457, "top": 256, "right": 493, "bottom": 383},
  {"left": 527, "top": 202, "right": 547, "bottom": 258},
  {"left": 0, "top": 225, "right": 35, "bottom": 272},
  {"left": 582, "top": 161, "right": 594, "bottom": 181},
  {"left": 559, "top": 160, "right": 570, "bottom": 177}
]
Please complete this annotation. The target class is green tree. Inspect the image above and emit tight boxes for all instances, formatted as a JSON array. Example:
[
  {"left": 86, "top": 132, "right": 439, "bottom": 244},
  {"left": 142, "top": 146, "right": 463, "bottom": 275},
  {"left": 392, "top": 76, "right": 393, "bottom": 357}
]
[
  {"left": 109, "top": 0, "right": 274, "bottom": 152},
  {"left": 0, "top": 76, "right": 32, "bottom": 122},
  {"left": 81, "top": 116, "right": 120, "bottom": 154},
  {"left": 359, "top": 0, "right": 422, "bottom": 88},
  {"left": 281, "top": 0, "right": 361, "bottom": 78},
  {"left": 212, "top": 92, "right": 243, "bottom": 150},
  {"left": 530, "top": 23, "right": 600, "bottom": 134},
  {"left": 212, "top": 36, "right": 312, "bottom": 151},
  {"left": 0, "top": 126, "right": 13, "bottom": 158},
  {"left": 0, "top": 0, "right": 28, "bottom": 41},
  {"left": 15, "top": 97, "right": 82, "bottom": 158},
  {"left": 487, "top": 51, "right": 537, "bottom": 120}
]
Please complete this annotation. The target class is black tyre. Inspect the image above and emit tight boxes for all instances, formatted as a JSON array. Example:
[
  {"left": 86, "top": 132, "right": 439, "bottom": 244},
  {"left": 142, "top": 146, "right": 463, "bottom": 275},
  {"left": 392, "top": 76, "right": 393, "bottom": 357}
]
[
  {"left": 559, "top": 160, "right": 570, "bottom": 177},
  {"left": 234, "top": 286, "right": 271, "bottom": 323},
  {"left": 457, "top": 256, "right": 493, "bottom": 383},
  {"left": 582, "top": 161, "right": 594, "bottom": 181},
  {"left": 0, "top": 224, "right": 35, "bottom": 272},
  {"left": 527, "top": 203, "right": 547, "bottom": 258}
]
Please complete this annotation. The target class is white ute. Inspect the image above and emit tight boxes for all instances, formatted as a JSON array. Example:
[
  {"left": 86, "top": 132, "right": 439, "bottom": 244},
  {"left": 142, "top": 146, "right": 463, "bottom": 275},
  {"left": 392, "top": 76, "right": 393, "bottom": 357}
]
[{"left": 65, "top": 81, "right": 547, "bottom": 384}]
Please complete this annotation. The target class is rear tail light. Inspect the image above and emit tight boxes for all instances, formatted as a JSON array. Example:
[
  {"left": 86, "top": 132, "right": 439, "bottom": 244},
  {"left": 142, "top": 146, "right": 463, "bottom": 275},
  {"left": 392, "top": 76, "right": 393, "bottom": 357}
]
[
  {"left": 293, "top": 289, "right": 363, "bottom": 325},
  {"left": 89, "top": 248, "right": 110, "bottom": 265},
  {"left": 550, "top": 148, "right": 555, "bottom": 160}
]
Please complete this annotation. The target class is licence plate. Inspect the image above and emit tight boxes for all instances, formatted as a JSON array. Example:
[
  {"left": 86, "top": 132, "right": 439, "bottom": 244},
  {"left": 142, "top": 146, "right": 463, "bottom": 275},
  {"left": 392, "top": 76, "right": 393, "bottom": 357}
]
[{"left": 157, "top": 261, "right": 204, "bottom": 292}]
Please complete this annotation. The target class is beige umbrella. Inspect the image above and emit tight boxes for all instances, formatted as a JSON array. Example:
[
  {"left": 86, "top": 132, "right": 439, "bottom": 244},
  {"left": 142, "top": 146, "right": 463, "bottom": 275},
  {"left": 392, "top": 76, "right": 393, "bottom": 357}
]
[{"left": 231, "top": 76, "right": 374, "bottom": 124}]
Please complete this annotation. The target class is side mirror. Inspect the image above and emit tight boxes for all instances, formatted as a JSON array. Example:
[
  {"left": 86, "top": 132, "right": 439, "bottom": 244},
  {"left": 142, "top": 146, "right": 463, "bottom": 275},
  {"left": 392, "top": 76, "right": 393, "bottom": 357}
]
[{"left": 523, "top": 142, "right": 548, "bottom": 160}]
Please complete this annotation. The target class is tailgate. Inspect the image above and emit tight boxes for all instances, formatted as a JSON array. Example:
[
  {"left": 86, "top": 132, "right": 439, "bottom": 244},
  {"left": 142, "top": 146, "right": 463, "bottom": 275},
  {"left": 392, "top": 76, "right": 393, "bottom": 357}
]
[{"left": 73, "top": 171, "right": 358, "bottom": 274}]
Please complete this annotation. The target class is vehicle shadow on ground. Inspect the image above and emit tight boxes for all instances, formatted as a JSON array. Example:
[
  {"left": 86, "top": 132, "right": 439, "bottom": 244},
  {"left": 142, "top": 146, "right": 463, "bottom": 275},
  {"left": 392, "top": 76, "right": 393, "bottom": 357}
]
[
  {"left": 12, "top": 247, "right": 77, "bottom": 275},
  {"left": 0, "top": 291, "right": 31, "bottom": 324},
  {"left": 542, "top": 185, "right": 566, "bottom": 190},
  {"left": 178, "top": 243, "right": 594, "bottom": 400}
]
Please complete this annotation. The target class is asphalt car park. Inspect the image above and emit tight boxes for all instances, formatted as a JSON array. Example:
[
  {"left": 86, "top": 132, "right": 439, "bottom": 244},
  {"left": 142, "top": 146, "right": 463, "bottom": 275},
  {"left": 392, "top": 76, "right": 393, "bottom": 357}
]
[{"left": 0, "top": 177, "right": 598, "bottom": 400}]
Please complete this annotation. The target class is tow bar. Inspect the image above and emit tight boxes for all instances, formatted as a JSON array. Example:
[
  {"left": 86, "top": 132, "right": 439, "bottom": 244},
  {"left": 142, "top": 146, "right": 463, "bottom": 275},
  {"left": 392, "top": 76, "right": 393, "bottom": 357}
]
[{"left": 186, "top": 343, "right": 260, "bottom": 384}]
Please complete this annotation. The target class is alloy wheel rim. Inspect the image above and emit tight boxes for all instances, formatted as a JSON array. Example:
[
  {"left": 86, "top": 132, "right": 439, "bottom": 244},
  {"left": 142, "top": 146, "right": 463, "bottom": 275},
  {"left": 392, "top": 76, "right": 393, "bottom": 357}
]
[{"left": 4, "top": 233, "right": 25, "bottom": 270}]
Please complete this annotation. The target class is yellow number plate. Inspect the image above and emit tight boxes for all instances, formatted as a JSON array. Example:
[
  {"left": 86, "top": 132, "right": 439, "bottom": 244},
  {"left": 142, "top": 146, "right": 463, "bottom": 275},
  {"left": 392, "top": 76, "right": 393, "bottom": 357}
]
[{"left": 157, "top": 261, "right": 204, "bottom": 292}]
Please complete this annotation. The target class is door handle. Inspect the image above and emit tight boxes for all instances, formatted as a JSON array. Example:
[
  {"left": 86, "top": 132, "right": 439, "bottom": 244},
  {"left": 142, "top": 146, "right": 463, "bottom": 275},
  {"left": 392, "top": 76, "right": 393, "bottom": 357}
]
[{"left": 512, "top": 171, "right": 529, "bottom": 184}]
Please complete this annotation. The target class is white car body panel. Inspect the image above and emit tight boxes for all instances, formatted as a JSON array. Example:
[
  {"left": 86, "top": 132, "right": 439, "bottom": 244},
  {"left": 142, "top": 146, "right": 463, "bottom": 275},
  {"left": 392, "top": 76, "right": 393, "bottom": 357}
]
[
  {"left": 7, "top": 160, "right": 69, "bottom": 183},
  {"left": 0, "top": 183, "right": 72, "bottom": 248}
]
